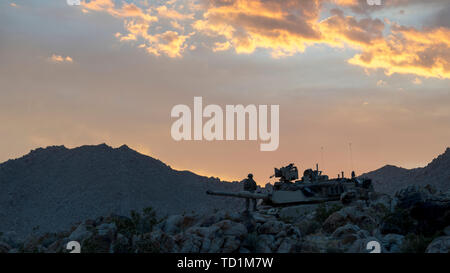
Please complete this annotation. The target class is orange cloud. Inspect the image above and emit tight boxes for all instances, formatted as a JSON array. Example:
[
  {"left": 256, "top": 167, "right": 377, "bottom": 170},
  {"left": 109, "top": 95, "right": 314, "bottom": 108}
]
[
  {"left": 81, "top": 0, "right": 450, "bottom": 79},
  {"left": 82, "top": 0, "right": 157, "bottom": 22},
  {"left": 193, "top": 0, "right": 449, "bottom": 78},
  {"left": 349, "top": 26, "right": 450, "bottom": 79},
  {"left": 48, "top": 54, "right": 73, "bottom": 63},
  {"left": 156, "top": 5, "right": 194, "bottom": 20}
]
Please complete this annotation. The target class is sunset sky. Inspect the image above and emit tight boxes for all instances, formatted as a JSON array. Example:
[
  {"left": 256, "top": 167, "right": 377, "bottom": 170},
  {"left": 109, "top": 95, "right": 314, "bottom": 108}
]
[{"left": 1, "top": 0, "right": 449, "bottom": 184}]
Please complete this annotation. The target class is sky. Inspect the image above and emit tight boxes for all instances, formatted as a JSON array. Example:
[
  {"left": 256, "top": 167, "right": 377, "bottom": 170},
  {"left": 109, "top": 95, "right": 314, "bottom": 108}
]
[{"left": 1, "top": 0, "right": 449, "bottom": 184}]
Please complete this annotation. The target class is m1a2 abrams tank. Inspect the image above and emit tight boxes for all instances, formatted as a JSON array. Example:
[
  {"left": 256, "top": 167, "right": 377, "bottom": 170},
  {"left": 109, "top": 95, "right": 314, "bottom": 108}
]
[{"left": 206, "top": 164, "right": 373, "bottom": 206}]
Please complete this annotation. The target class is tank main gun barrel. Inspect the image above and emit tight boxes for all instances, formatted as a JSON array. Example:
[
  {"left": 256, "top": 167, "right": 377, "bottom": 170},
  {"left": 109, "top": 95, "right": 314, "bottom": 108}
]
[{"left": 206, "top": 190, "right": 269, "bottom": 200}]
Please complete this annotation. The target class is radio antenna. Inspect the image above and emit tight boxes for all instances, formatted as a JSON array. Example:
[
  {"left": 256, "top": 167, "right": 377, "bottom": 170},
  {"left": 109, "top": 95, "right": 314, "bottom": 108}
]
[
  {"left": 320, "top": 146, "right": 324, "bottom": 171},
  {"left": 348, "top": 143, "right": 354, "bottom": 171}
]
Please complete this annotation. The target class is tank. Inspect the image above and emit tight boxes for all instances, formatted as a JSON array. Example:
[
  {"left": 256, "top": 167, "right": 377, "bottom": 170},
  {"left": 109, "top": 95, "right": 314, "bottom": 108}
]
[{"left": 206, "top": 163, "right": 373, "bottom": 206}]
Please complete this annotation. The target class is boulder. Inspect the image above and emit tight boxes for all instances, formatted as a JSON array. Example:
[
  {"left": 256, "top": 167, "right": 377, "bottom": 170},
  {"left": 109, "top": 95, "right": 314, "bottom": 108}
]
[
  {"left": 214, "top": 220, "right": 247, "bottom": 239},
  {"left": 255, "top": 234, "right": 275, "bottom": 253},
  {"left": 221, "top": 236, "right": 241, "bottom": 253},
  {"left": 0, "top": 241, "right": 11, "bottom": 253},
  {"left": 257, "top": 221, "right": 285, "bottom": 235},
  {"left": 332, "top": 224, "right": 369, "bottom": 245},
  {"left": 279, "top": 205, "right": 318, "bottom": 222},
  {"left": 96, "top": 222, "right": 117, "bottom": 240},
  {"left": 348, "top": 237, "right": 385, "bottom": 253},
  {"left": 426, "top": 236, "right": 450, "bottom": 253},
  {"left": 444, "top": 226, "right": 450, "bottom": 236},
  {"left": 381, "top": 234, "right": 404, "bottom": 253},
  {"left": 276, "top": 237, "right": 296, "bottom": 253},
  {"left": 68, "top": 223, "right": 93, "bottom": 243},
  {"left": 323, "top": 206, "right": 377, "bottom": 233}
]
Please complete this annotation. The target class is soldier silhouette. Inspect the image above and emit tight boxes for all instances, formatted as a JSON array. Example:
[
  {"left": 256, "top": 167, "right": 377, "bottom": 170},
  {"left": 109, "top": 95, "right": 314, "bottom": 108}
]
[{"left": 243, "top": 173, "right": 257, "bottom": 211}]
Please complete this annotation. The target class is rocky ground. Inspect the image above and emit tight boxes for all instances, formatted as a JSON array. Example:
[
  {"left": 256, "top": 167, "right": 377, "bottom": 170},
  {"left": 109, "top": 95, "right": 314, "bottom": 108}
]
[{"left": 1, "top": 184, "right": 449, "bottom": 253}]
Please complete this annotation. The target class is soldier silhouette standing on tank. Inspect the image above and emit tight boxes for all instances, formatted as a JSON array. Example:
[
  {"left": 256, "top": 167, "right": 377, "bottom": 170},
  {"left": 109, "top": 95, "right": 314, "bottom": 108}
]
[{"left": 243, "top": 173, "right": 257, "bottom": 211}]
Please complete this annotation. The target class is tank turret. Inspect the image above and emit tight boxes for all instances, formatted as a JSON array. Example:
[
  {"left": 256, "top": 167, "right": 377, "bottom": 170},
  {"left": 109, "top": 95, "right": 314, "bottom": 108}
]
[{"left": 206, "top": 163, "right": 373, "bottom": 206}]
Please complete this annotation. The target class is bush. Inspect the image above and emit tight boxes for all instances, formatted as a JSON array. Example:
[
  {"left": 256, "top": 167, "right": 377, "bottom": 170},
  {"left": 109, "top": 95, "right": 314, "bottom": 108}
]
[
  {"left": 381, "top": 208, "right": 416, "bottom": 235},
  {"left": 243, "top": 232, "right": 259, "bottom": 253},
  {"left": 314, "top": 203, "right": 343, "bottom": 223},
  {"left": 401, "top": 234, "right": 434, "bottom": 253},
  {"left": 113, "top": 207, "right": 159, "bottom": 237}
]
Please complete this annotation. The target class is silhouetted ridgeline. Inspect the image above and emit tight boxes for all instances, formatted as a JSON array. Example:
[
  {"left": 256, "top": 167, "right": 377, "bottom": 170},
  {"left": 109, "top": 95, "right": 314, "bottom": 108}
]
[
  {"left": 0, "top": 144, "right": 242, "bottom": 237},
  {"left": 362, "top": 148, "right": 450, "bottom": 194}
]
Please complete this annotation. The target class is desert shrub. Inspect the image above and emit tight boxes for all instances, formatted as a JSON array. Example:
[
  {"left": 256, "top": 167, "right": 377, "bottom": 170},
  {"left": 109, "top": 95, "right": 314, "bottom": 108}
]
[
  {"left": 243, "top": 232, "right": 259, "bottom": 253},
  {"left": 400, "top": 234, "right": 434, "bottom": 253},
  {"left": 113, "top": 207, "right": 159, "bottom": 237},
  {"left": 381, "top": 208, "right": 416, "bottom": 235},
  {"left": 135, "top": 234, "right": 161, "bottom": 253},
  {"left": 113, "top": 215, "right": 136, "bottom": 237},
  {"left": 297, "top": 220, "right": 321, "bottom": 235},
  {"left": 315, "top": 203, "right": 343, "bottom": 223},
  {"left": 279, "top": 215, "right": 294, "bottom": 224}
]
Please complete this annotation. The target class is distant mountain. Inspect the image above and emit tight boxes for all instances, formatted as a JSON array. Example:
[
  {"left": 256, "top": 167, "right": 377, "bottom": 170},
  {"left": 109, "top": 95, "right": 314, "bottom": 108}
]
[
  {"left": 362, "top": 148, "right": 450, "bottom": 194},
  {"left": 0, "top": 144, "right": 242, "bottom": 238}
]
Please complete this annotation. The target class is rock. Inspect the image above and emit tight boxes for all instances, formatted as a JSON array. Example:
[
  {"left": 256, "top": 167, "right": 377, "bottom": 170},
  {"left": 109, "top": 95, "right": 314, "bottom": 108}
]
[
  {"left": 369, "top": 192, "right": 393, "bottom": 211},
  {"left": 444, "top": 226, "right": 450, "bottom": 236},
  {"left": 179, "top": 234, "right": 202, "bottom": 253},
  {"left": 0, "top": 241, "right": 11, "bottom": 253},
  {"left": 381, "top": 234, "right": 404, "bottom": 253},
  {"left": 68, "top": 223, "right": 93, "bottom": 242},
  {"left": 112, "top": 233, "right": 131, "bottom": 253},
  {"left": 221, "top": 236, "right": 241, "bottom": 253},
  {"left": 276, "top": 238, "right": 296, "bottom": 253},
  {"left": 47, "top": 239, "right": 66, "bottom": 253},
  {"left": 279, "top": 205, "right": 318, "bottom": 222},
  {"left": 257, "top": 221, "right": 285, "bottom": 235},
  {"left": 296, "top": 219, "right": 321, "bottom": 236},
  {"left": 208, "top": 237, "right": 225, "bottom": 253},
  {"left": 348, "top": 237, "right": 385, "bottom": 253},
  {"left": 214, "top": 220, "right": 247, "bottom": 239},
  {"left": 0, "top": 231, "right": 20, "bottom": 248},
  {"left": 395, "top": 185, "right": 433, "bottom": 209},
  {"left": 322, "top": 212, "right": 347, "bottom": 233},
  {"left": 300, "top": 235, "right": 335, "bottom": 253},
  {"left": 148, "top": 230, "right": 177, "bottom": 253},
  {"left": 255, "top": 234, "right": 275, "bottom": 253},
  {"left": 239, "top": 247, "right": 251, "bottom": 253},
  {"left": 200, "top": 211, "right": 241, "bottom": 227},
  {"left": 83, "top": 234, "right": 112, "bottom": 253},
  {"left": 332, "top": 224, "right": 369, "bottom": 246},
  {"left": 390, "top": 185, "right": 450, "bottom": 235},
  {"left": 96, "top": 222, "right": 117, "bottom": 240},
  {"left": 426, "top": 236, "right": 450, "bottom": 253},
  {"left": 380, "top": 208, "right": 416, "bottom": 235},
  {"left": 323, "top": 206, "right": 377, "bottom": 233},
  {"left": 161, "top": 215, "right": 184, "bottom": 234}
]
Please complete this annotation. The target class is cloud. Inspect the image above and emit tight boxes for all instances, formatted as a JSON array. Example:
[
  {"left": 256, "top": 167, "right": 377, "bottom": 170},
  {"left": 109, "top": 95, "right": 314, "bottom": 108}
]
[
  {"left": 156, "top": 5, "right": 194, "bottom": 20},
  {"left": 80, "top": 0, "right": 450, "bottom": 79},
  {"left": 376, "top": 80, "right": 387, "bottom": 86},
  {"left": 412, "top": 77, "right": 422, "bottom": 85},
  {"left": 212, "top": 41, "right": 231, "bottom": 52},
  {"left": 48, "top": 54, "right": 73, "bottom": 63},
  {"left": 348, "top": 26, "right": 450, "bottom": 79},
  {"left": 82, "top": 0, "right": 157, "bottom": 22}
]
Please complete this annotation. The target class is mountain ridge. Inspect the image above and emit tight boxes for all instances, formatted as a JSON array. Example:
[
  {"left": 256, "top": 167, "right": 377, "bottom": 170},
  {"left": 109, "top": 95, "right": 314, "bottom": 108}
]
[
  {"left": 361, "top": 147, "right": 450, "bottom": 194},
  {"left": 0, "top": 144, "right": 242, "bottom": 238}
]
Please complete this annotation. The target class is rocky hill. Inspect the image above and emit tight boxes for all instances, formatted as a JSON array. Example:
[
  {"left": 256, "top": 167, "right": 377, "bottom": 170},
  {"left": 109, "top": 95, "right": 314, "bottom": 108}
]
[
  {"left": 362, "top": 148, "right": 450, "bottom": 194},
  {"left": 1, "top": 184, "right": 449, "bottom": 253},
  {"left": 0, "top": 144, "right": 243, "bottom": 238}
]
